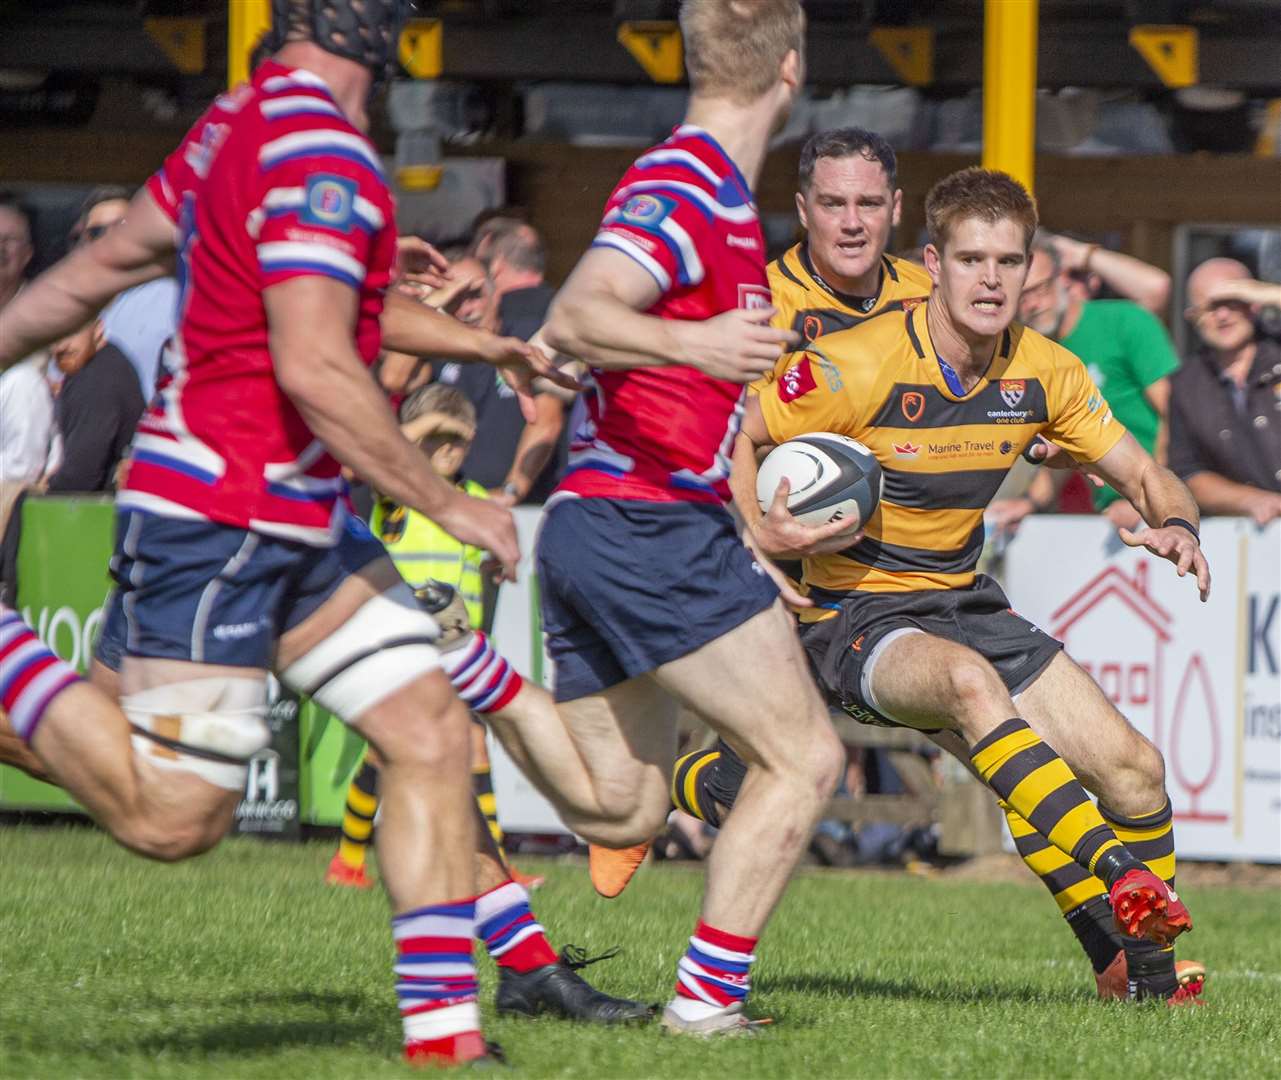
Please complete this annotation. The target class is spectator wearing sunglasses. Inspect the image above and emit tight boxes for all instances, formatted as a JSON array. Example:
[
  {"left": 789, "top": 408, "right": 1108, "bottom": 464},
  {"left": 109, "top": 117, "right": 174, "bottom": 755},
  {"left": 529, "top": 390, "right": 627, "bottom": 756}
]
[
  {"left": 1169, "top": 258, "right": 1281, "bottom": 523},
  {"left": 75, "top": 187, "right": 179, "bottom": 400}
]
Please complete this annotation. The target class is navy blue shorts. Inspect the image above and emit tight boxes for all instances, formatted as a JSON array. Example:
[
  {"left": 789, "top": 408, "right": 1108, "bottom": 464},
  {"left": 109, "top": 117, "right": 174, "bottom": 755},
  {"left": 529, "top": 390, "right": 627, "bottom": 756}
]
[
  {"left": 100, "top": 509, "right": 388, "bottom": 671},
  {"left": 536, "top": 498, "right": 779, "bottom": 702}
]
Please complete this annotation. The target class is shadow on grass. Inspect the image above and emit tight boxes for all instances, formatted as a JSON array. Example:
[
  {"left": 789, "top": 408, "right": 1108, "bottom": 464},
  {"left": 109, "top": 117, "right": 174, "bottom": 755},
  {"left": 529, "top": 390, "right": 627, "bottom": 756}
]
[
  {"left": 766, "top": 971, "right": 1083, "bottom": 1008},
  {"left": 132, "top": 1019, "right": 380, "bottom": 1056},
  {"left": 7, "top": 991, "right": 392, "bottom": 1058}
]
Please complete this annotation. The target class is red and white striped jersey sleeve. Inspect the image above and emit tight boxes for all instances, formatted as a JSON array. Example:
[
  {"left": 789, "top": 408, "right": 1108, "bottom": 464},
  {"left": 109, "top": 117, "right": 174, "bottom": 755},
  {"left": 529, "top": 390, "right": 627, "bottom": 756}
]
[{"left": 249, "top": 129, "right": 392, "bottom": 292}]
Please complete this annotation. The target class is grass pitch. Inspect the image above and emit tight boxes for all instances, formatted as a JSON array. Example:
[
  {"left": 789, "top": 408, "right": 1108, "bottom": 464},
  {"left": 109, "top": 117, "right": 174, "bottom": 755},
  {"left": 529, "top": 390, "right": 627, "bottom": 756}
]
[{"left": 1, "top": 826, "right": 1278, "bottom": 1079}]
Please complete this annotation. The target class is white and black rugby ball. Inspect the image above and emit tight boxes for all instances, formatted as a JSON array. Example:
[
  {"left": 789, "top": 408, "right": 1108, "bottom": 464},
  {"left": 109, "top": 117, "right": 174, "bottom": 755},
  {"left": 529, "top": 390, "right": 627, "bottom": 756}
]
[{"left": 756, "top": 432, "right": 883, "bottom": 529}]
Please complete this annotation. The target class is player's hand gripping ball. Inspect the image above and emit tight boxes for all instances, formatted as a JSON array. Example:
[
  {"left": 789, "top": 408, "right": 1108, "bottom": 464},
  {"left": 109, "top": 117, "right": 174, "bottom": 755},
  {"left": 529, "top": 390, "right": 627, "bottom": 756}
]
[{"left": 756, "top": 432, "right": 883, "bottom": 530}]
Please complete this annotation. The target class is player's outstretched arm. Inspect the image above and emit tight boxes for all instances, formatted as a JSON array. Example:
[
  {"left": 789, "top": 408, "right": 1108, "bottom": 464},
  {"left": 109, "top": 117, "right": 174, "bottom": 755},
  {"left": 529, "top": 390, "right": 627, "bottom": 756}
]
[
  {"left": 380, "top": 290, "right": 578, "bottom": 423},
  {"left": 0, "top": 189, "right": 177, "bottom": 369},
  {"left": 1092, "top": 433, "right": 1211, "bottom": 601},
  {"left": 543, "top": 247, "right": 797, "bottom": 381},
  {"left": 267, "top": 276, "right": 521, "bottom": 580}
]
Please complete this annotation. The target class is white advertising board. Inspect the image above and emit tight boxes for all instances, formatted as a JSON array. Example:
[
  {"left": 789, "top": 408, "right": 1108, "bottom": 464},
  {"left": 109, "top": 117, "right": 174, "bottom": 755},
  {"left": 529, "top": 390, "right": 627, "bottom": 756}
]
[
  {"left": 487, "top": 506, "right": 567, "bottom": 834},
  {"left": 1003, "top": 517, "right": 1280, "bottom": 862}
]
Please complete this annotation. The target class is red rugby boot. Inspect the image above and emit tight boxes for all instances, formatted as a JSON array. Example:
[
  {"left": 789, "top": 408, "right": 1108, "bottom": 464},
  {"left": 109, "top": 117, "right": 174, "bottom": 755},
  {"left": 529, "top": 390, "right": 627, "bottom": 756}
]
[{"left": 1109, "top": 869, "right": 1192, "bottom": 945}]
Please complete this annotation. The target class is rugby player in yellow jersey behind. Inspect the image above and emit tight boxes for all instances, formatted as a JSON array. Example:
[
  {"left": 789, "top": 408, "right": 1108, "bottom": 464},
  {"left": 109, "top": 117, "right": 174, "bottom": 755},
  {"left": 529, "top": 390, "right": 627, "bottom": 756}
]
[
  {"left": 765, "top": 127, "right": 931, "bottom": 354},
  {"left": 739, "top": 168, "right": 1209, "bottom": 1005}
]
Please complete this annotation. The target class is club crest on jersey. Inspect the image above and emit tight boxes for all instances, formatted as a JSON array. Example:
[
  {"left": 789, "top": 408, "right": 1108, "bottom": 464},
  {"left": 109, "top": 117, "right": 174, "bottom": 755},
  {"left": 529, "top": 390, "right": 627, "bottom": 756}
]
[
  {"left": 778, "top": 356, "right": 817, "bottom": 402},
  {"left": 619, "top": 193, "right": 673, "bottom": 226},
  {"left": 302, "top": 174, "right": 357, "bottom": 229},
  {"left": 738, "top": 283, "right": 772, "bottom": 311},
  {"left": 900, "top": 391, "right": 926, "bottom": 423},
  {"left": 1000, "top": 379, "right": 1026, "bottom": 408},
  {"left": 802, "top": 314, "right": 823, "bottom": 342}
]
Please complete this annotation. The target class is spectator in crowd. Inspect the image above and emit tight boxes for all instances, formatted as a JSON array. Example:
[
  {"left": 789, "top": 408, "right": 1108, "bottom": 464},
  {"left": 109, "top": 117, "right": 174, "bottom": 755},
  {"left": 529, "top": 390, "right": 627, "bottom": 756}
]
[
  {"left": 0, "top": 354, "right": 54, "bottom": 488},
  {"left": 488, "top": 222, "right": 557, "bottom": 339},
  {"left": 0, "top": 191, "right": 33, "bottom": 309},
  {"left": 991, "top": 231, "right": 1179, "bottom": 530},
  {"left": 76, "top": 187, "right": 179, "bottom": 400},
  {"left": 0, "top": 194, "right": 55, "bottom": 490},
  {"left": 436, "top": 239, "right": 566, "bottom": 506},
  {"left": 43, "top": 318, "right": 145, "bottom": 494},
  {"left": 1169, "top": 258, "right": 1281, "bottom": 523}
]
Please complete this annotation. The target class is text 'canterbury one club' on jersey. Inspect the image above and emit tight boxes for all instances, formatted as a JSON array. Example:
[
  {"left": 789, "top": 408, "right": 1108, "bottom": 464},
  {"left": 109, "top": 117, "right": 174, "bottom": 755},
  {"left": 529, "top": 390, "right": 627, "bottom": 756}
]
[
  {"left": 119, "top": 60, "right": 397, "bottom": 546},
  {"left": 554, "top": 124, "right": 769, "bottom": 507}
]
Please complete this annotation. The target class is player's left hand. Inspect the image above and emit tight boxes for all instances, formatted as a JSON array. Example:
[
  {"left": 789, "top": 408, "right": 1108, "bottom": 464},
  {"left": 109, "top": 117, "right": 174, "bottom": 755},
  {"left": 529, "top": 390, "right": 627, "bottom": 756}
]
[
  {"left": 487, "top": 338, "right": 583, "bottom": 423},
  {"left": 1118, "top": 524, "right": 1211, "bottom": 602},
  {"left": 394, "top": 236, "right": 451, "bottom": 291}
]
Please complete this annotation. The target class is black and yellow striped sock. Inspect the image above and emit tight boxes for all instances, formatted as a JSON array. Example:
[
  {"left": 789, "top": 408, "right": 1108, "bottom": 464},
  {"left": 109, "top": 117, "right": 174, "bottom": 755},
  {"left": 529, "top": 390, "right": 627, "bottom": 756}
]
[
  {"left": 671, "top": 747, "right": 725, "bottom": 828},
  {"left": 473, "top": 763, "right": 504, "bottom": 851},
  {"left": 971, "top": 719, "right": 1141, "bottom": 889},
  {"left": 1002, "top": 803, "right": 1120, "bottom": 973},
  {"left": 337, "top": 760, "right": 380, "bottom": 871},
  {"left": 1101, "top": 797, "right": 1179, "bottom": 998},
  {"left": 1100, "top": 798, "right": 1176, "bottom": 886}
]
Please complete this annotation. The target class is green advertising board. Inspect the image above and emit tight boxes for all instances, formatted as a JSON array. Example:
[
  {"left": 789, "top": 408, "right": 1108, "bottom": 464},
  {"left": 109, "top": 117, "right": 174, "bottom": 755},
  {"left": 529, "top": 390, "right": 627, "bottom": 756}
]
[
  {"left": 1, "top": 496, "right": 115, "bottom": 811},
  {"left": 0, "top": 496, "right": 359, "bottom": 826}
]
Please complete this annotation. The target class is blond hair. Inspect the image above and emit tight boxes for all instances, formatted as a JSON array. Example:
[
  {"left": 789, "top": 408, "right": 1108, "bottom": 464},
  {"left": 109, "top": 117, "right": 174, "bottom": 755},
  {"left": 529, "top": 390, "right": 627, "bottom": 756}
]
[
  {"left": 679, "top": 0, "right": 805, "bottom": 104},
  {"left": 399, "top": 383, "right": 477, "bottom": 444},
  {"left": 925, "top": 168, "right": 1039, "bottom": 252}
]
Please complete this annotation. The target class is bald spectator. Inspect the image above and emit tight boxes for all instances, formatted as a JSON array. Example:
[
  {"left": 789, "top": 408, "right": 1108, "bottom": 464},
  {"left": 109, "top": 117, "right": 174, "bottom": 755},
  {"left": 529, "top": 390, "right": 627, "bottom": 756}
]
[
  {"left": 77, "top": 187, "right": 179, "bottom": 400},
  {"left": 1169, "top": 258, "right": 1281, "bottom": 524}
]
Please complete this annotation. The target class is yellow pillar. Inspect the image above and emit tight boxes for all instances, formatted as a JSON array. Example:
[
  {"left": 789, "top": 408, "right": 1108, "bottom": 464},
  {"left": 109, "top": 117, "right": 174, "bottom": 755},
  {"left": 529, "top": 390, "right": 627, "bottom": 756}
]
[
  {"left": 228, "top": 0, "right": 272, "bottom": 89},
  {"left": 982, "top": 0, "right": 1038, "bottom": 194}
]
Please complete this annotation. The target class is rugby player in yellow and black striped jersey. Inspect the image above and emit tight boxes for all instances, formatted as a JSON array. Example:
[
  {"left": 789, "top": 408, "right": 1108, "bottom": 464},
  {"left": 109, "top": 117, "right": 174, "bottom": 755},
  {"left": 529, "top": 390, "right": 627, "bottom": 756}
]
[
  {"left": 737, "top": 168, "right": 1211, "bottom": 1004},
  {"left": 761, "top": 128, "right": 931, "bottom": 383}
]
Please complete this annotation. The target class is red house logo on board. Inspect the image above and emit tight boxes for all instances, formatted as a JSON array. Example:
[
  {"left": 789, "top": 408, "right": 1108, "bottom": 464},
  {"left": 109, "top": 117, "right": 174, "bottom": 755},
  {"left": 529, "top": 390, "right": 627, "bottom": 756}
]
[{"left": 1050, "top": 562, "right": 1226, "bottom": 824}]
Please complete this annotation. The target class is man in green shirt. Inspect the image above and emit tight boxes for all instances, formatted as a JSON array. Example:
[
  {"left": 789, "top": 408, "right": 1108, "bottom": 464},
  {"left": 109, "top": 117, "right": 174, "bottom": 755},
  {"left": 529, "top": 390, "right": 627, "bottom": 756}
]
[{"left": 994, "top": 232, "right": 1179, "bottom": 529}]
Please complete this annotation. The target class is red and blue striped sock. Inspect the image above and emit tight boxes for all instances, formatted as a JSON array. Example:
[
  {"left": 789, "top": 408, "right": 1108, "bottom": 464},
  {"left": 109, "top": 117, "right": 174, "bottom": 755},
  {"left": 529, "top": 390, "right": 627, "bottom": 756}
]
[
  {"left": 440, "top": 632, "right": 523, "bottom": 714},
  {"left": 475, "top": 880, "right": 559, "bottom": 973},
  {"left": 0, "top": 607, "right": 82, "bottom": 743},
  {"left": 670, "top": 920, "right": 757, "bottom": 1021},
  {"left": 392, "top": 898, "right": 486, "bottom": 1065}
]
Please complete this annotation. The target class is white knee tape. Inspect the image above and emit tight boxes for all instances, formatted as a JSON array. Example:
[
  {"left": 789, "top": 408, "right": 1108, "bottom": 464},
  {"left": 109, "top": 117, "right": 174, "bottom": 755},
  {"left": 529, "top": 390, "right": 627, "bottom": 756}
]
[
  {"left": 280, "top": 584, "right": 442, "bottom": 721},
  {"left": 122, "top": 676, "right": 270, "bottom": 791}
]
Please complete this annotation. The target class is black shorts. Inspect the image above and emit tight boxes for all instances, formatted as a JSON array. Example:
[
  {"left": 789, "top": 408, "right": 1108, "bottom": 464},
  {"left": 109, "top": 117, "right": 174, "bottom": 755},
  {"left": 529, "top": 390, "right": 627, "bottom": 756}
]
[
  {"left": 798, "top": 574, "right": 1062, "bottom": 729},
  {"left": 536, "top": 497, "right": 779, "bottom": 703}
]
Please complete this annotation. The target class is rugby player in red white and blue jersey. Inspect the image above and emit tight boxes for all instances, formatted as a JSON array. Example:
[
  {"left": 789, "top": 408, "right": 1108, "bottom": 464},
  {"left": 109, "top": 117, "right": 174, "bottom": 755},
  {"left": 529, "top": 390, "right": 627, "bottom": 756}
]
[
  {"left": 536, "top": 0, "right": 847, "bottom": 1038},
  {"left": 0, "top": 0, "right": 531, "bottom": 1065}
]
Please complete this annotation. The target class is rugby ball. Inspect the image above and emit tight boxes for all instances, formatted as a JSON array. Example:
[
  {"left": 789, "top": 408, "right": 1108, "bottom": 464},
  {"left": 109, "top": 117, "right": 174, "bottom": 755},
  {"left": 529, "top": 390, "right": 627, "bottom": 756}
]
[{"left": 756, "top": 433, "right": 883, "bottom": 529}]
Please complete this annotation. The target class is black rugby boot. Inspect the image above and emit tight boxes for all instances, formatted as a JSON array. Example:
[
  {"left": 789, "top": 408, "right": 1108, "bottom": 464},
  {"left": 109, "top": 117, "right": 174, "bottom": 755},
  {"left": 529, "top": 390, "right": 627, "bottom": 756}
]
[{"left": 495, "top": 946, "right": 655, "bottom": 1024}]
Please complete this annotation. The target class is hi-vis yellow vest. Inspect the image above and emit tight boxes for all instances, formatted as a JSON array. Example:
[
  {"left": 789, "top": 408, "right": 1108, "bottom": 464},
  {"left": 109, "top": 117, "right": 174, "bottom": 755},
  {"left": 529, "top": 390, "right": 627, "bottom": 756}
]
[{"left": 371, "top": 478, "right": 488, "bottom": 625}]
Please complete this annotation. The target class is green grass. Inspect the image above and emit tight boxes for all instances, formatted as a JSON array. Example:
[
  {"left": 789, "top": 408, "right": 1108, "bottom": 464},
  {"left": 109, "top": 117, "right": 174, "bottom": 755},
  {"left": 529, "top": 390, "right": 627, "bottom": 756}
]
[{"left": 1, "top": 827, "right": 1278, "bottom": 1079}]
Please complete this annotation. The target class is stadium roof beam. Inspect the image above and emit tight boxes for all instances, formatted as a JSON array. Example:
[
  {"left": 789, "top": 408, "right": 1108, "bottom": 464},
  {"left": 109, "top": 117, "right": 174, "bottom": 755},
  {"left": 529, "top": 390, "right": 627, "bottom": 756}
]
[
  {"left": 402, "top": 14, "right": 1281, "bottom": 91},
  {"left": 1, "top": 3, "right": 1279, "bottom": 91}
]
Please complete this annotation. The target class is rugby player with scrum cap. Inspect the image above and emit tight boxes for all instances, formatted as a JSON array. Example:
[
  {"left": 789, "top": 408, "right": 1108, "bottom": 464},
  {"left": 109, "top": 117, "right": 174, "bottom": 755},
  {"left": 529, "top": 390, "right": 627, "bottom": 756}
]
[{"left": 0, "top": 0, "right": 578, "bottom": 1064}]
